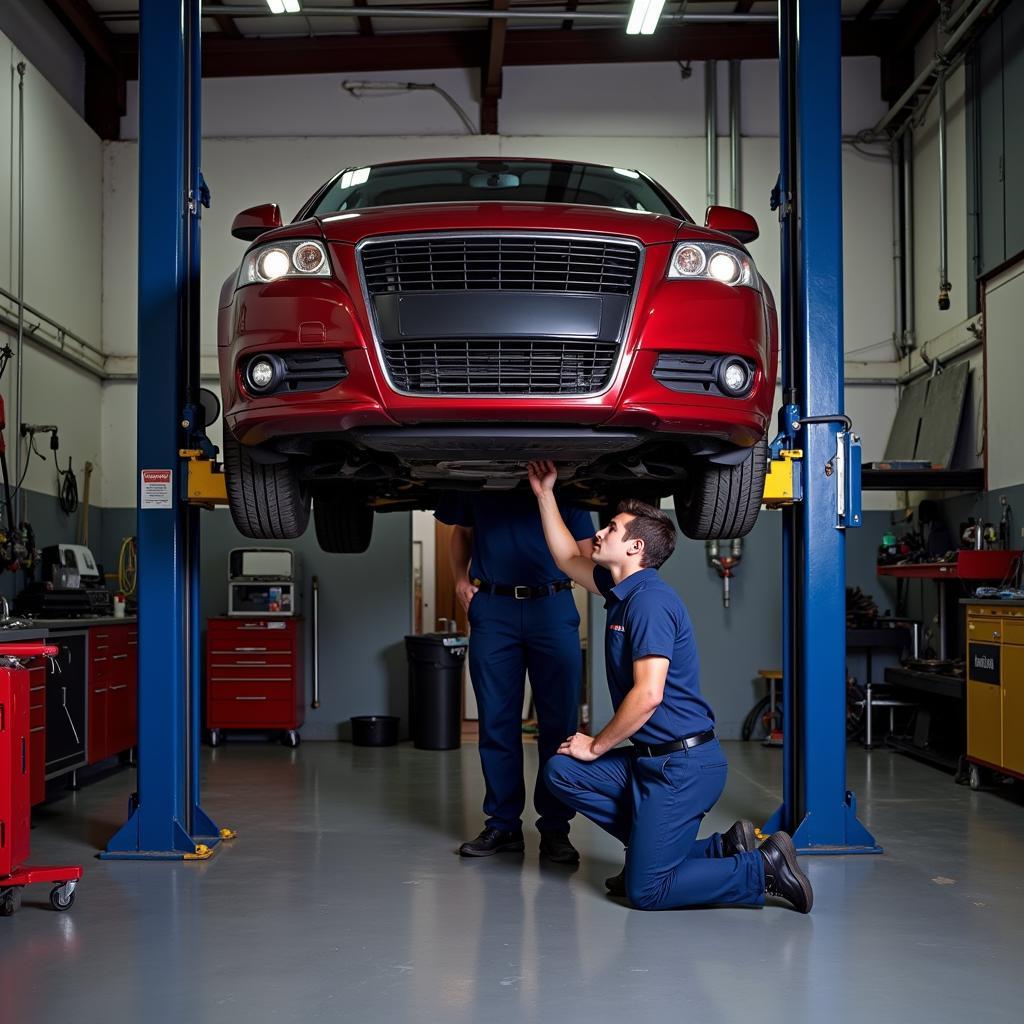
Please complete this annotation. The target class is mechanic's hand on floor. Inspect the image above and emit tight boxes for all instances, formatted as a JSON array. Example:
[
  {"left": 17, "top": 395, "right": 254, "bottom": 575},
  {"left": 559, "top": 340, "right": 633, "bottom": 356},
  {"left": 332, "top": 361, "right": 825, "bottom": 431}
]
[
  {"left": 558, "top": 732, "right": 598, "bottom": 762},
  {"left": 527, "top": 460, "right": 558, "bottom": 498},
  {"left": 455, "top": 577, "right": 479, "bottom": 613}
]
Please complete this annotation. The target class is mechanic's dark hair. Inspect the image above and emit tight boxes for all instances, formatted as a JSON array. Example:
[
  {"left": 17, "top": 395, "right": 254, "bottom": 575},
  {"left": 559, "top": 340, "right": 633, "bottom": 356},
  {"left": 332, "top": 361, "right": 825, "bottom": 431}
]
[{"left": 616, "top": 499, "right": 676, "bottom": 568}]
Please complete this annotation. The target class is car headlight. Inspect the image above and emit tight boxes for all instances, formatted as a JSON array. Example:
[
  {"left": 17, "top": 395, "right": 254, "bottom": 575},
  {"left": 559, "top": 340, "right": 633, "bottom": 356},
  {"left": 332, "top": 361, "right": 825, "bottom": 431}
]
[
  {"left": 667, "top": 241, "right": 758, "bottom": 289},
  {"left": 239, "top": 239, "right": 331, "bottom": 286}
]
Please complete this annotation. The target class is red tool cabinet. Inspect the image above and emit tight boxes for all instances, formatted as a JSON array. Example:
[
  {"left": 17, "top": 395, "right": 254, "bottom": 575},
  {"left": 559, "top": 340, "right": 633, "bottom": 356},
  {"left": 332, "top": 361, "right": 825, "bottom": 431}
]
[
  {"left": 1, "top": 646, "right": 81, "bottom": 916},
  {"left": 88, "top": 624, "right": 139, "bottom": 764},
  {"left": 205, "top": 617, "right": 304, "bottom": 747}
]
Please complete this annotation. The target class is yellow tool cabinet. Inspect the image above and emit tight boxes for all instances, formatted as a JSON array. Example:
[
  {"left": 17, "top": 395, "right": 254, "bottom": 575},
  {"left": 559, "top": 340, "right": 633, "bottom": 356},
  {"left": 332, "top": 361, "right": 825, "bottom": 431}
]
[{"left": 964, "top": 600, "right": 1024, "bottom": 785}]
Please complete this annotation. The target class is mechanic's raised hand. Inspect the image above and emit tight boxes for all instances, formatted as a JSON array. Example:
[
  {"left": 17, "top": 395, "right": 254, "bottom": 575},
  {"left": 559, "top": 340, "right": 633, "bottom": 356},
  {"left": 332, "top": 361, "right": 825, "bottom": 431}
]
[
  {"left": 558, "top": 732, "right": 599, "bottom": 762},
  {"left": 455, "top": 577, "right": 479, "bottom": 613},
  {"left": 527, "top": 460, "right": 558, "bottom": 499}
]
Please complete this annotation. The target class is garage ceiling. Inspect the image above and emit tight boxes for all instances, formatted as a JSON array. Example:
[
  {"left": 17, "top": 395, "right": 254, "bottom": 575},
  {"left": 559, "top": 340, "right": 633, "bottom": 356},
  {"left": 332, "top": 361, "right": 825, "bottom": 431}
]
[{"left": 44, "top": 0, "right": 941, "bottom": 138}]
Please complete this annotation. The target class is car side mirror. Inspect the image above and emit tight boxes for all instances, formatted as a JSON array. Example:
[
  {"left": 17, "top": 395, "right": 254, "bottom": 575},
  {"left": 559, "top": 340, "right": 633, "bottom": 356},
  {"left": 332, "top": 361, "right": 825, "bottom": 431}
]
[
  {"left": 231, "top": 204, "right": 283, "bottom": 241},
  {"left": 704, "top": 205, "right": 759, "bottom": 244}
]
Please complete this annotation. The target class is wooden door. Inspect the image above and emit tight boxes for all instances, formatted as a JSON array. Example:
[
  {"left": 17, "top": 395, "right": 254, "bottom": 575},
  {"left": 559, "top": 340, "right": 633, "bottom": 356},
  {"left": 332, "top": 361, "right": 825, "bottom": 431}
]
[{"left": 434, "top": 521, "right": 469, "bottom": 635}]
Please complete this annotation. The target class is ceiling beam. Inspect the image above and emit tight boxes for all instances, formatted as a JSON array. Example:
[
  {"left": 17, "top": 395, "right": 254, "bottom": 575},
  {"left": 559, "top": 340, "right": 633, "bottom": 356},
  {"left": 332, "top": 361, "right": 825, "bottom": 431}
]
[
  {"left": 44, "top": 0, "right": 125, "bottom": 139},
  {"left": 116, "top": 22, "right": 885, "bottom": 79},
  {"left": 213, "top": 14, "right": 243, "bottom": 38},
  {"left": 354, "top": 0, "right": 376, "bottom": 36},
  {"left": 562, "top": 0, "right": 579, "bottom": 32},
  {"left": 481, "top": 0, "right": 508, "bottom": 134},
  {"left": 855, "top": 0, "right": 886, "bottom": 23}
]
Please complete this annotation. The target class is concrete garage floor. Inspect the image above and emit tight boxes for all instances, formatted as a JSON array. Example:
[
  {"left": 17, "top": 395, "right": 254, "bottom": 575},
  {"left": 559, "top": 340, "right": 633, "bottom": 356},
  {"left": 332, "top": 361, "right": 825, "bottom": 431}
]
[{"left": 2, "top": 742, "right": 1022, "bottom": 1023}]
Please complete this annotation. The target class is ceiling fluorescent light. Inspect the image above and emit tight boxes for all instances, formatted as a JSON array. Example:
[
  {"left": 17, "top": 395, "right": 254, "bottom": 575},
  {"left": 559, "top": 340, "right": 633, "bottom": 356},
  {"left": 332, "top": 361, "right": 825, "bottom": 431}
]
[
  {"left": 265, "top": 0, "right": 286, "bottom": 12},
  {"left": 283, "top": 0, "right": 301, "bottom": 11},
  {"left": 266, "top": 0, "right": 301, "bottom": 13},
  {"left": 640, "top": 0, "right": 666, "bottom": 35},
  {"left": 626, "top": 0, "right": 651, "bottom": 35}
]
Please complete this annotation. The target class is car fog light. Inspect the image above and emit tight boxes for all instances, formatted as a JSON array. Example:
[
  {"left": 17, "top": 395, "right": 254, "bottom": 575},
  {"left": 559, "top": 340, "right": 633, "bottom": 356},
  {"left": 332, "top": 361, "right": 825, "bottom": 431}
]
[
  {"left": 719, "top": 358, "right": 751, "bottom": 395},
  {"left": 293, "top": 242, "right": 326, "bottom": 274},
  {"left": 258, "top": 248, "right": 290, "bottom": 281},
  {"left": 708, "top": 251, "right": 741, "bottom": 284},
  {"left": 248, "top": 357, "right": 277, "bottom": 391},
  {"left": 671, "top": 245, "right": 706, "bottom": 276}
]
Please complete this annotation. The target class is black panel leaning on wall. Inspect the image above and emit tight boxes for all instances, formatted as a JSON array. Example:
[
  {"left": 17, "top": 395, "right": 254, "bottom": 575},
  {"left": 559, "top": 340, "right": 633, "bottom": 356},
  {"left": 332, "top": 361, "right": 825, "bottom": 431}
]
[{"left": 100, "top": 505, "right": 414, "bottom": 742}]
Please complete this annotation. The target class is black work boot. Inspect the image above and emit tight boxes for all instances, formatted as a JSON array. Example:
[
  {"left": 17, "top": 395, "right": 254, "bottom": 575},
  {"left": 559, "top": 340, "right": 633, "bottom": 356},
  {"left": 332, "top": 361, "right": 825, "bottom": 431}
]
[
  {"left": 605, "top": 867, "right": 626, "bottom": 897},
  {"left": 722, "top": 819, "right": 757, "bottom": 856},
  {"left": 459, "top": 827, "right": 525, "bottom": 857},
  {"left": 539, "top": 832, "right": 580, "bottom": 865},
  {"left": 760, "top": 831, "right": 813, "bottom": 913}
]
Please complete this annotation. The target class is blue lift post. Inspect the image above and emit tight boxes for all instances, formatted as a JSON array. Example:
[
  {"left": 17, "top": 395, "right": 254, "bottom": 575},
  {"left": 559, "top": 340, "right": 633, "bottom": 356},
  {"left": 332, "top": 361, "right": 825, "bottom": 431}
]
[
  {"left": 764, "top": 0, "right": 880, "bottom": 854},
  {"left": 104, "top": 0, "right": 220, "bottom": 860}
]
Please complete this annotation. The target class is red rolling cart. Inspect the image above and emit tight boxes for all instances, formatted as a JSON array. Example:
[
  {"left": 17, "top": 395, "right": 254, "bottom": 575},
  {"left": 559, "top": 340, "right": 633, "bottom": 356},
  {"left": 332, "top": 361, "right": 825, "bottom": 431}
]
[{"left": 1, "top": 643, "right": 82, "bottom": 916}]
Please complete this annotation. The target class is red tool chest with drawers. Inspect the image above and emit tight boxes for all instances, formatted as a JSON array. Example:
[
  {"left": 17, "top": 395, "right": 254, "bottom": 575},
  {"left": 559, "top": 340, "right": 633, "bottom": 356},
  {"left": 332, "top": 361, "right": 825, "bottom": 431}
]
[
  {"left": 206, "top": 617, "right": 304, "bottom": 747},
  {"left": 88, "top": 624, "right": 139, "bottom": 764},
  {"left": 1, "top": 663, "right": 32, "bottom": 878}
]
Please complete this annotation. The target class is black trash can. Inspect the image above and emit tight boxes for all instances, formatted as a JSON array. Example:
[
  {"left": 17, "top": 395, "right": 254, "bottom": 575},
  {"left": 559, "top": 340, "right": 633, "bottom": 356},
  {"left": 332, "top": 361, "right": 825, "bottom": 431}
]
[{"left": 405, "top": 633, "right": 468, "bottom": 750}]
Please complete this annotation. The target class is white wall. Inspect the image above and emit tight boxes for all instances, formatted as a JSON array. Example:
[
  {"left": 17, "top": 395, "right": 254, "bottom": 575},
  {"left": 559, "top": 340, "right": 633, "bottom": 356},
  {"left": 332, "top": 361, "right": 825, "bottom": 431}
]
[{"left": 0, "top": 30, "right": 104, "bottom": 508}]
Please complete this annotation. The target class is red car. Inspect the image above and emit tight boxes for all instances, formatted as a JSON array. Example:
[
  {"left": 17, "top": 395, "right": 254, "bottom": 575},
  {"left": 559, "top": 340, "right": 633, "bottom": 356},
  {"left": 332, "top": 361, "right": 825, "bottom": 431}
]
[{"left": 218, "top": 158, "right": 778, "bottom": 552}]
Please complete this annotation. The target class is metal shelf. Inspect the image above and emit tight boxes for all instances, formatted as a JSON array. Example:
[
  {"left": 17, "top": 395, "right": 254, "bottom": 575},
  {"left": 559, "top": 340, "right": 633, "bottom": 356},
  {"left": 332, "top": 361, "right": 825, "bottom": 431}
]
[{"left": 861, "top": 468, "right": 984, "bottom": 491}]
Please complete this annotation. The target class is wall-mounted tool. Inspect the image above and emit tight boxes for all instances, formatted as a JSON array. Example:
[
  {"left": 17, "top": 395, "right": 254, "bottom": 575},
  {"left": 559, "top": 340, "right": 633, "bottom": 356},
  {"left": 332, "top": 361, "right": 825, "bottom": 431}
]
[{"left": 706, "top": 537, "right": 743, "bottom": 609}]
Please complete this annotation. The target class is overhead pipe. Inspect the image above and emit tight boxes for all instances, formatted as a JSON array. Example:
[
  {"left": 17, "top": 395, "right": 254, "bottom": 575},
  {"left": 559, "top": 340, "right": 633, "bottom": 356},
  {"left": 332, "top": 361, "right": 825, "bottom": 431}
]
[
  {"left": 705, "top": 61, "right": 718, "bottom": 211},
  {"left": 902, "top": 135, "right": 916, "bottom": 353},
  {"left": 891, "top": 142, "right": 905, "bottom": 357},
  {"left": 729, "top": 61, "right": 741, "bottom": 209},
  {"left": 116, "top": 6, "right": 778, "bottom": 25},
  {"left": 869, "top": 0, "right": 994, "bottom": 139},
  {"left": 937, "top": 74, "right": 951, "bottom": 310},
  {"left": 14, "top": 62, "right": 26, "bottom": 523}
]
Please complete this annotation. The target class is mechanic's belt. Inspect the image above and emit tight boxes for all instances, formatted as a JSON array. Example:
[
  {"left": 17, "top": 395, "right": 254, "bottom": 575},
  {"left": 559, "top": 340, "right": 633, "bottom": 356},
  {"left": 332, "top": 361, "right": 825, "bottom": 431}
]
[
  {"left": 631, "top": 730, "right": 716, "bottom": 758},
  {"left": 472, "top": 579, "right": 574, "bottom": 600}
]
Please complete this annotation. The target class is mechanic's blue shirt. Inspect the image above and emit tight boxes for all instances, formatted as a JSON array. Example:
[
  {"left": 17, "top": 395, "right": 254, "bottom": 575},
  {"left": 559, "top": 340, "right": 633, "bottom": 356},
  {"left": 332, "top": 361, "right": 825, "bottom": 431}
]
[
  {"left": 435, "top": 491, "right": 595, "bottom": 586},
  {"left": 593, "top": 565, "right": 715, "bottom": 745}
]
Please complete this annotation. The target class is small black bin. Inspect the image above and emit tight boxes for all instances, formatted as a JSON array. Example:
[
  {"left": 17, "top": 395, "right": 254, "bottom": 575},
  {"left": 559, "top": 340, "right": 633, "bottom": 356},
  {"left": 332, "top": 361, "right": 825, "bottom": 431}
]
[
  {"left": 351, "top": 715, "right": 399, "bottom": 747},
  {"left": 405, "top": 633, "right": 468, "bottom": 750}
]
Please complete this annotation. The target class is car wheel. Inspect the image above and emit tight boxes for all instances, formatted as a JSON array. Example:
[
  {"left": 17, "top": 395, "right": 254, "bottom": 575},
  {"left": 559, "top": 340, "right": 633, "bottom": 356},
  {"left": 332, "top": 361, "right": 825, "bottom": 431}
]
[
  {"left": 675, "top": 436, "right": 768, "bottom": 540},
  {"left": 313, "top": 493, "right": 374, "bottom": 553},
  {"left": 223, "top": 429, "right": 310, "bottom": 539}
]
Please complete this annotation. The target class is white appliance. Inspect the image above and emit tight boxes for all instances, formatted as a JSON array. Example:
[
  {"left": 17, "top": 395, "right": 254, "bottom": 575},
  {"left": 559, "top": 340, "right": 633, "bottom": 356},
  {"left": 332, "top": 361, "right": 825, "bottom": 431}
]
[{"left": 227, "top": 547, "right": 301, "bottom": 617}]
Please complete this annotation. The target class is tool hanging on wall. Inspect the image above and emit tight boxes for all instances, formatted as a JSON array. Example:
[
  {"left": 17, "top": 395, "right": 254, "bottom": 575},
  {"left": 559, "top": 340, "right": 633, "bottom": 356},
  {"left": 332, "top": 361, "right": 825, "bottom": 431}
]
[
  {"left": 705, "top": 537, "right": 743, "bottom": 609},
  {"left": 0, "top": 345, "right": 36, "bottom": 574},
  {"left": 77, "top": 461, "right": 94, "bottom": 545}
]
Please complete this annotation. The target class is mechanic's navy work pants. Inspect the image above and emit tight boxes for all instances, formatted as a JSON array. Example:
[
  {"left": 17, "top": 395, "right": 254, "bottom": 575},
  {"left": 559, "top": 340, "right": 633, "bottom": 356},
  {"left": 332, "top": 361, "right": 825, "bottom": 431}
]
[
  {"left": 545, "top": 740, "right": 765, "bottom": 909},
  {"left": 467, "top": 589, "right": 582, "bottom": 834}
]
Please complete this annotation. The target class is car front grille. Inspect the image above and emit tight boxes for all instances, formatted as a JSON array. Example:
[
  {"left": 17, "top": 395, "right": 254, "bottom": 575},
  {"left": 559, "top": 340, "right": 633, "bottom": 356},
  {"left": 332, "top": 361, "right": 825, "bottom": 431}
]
[
  {"left": 381, "top": 338, "right": 618, "bottom": 395},
  {"left": 360, "top": 235, "right": 640, "bottom": 296}
]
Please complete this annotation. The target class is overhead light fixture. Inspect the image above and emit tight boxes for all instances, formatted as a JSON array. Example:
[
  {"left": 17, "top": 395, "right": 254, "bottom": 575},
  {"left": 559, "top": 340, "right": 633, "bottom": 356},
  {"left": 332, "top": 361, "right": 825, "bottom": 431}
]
[
  {"left": 265, "top": 0, "right": 301, "bottom": 13},
  {"left": 626, "top": 0, "right": 666, "bottom": 35}
]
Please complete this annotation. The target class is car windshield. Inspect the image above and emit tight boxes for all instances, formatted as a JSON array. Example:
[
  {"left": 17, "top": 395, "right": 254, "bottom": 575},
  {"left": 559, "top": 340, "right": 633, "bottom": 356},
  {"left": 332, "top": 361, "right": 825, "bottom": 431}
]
[{"left": 308, "top": 160, "right": 683, "bottom": 218}]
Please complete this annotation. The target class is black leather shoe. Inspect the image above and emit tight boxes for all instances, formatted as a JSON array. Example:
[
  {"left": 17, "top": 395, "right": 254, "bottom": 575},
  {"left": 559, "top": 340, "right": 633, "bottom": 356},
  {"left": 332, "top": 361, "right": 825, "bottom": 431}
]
[
  {"left": 604, "top": 867, "right": 626, "bottom": 897},
  {"left": 459, "top": 827, "right": 525, "bottom": 858},
  {"left": 760, "top": 832, "right": 813, "bottom": 913},
  {"left": 539, "top": 832, "right": 580, "bottom": 865},
  {"left": 722, "top": 819, "right": 757, "bottom": 856}
]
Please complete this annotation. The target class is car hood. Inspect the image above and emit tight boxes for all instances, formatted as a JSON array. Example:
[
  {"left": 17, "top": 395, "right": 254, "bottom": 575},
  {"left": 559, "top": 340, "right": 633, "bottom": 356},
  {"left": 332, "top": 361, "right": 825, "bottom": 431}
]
[{"left": 314, "top": 203, "right": 687, "bottom": 246}]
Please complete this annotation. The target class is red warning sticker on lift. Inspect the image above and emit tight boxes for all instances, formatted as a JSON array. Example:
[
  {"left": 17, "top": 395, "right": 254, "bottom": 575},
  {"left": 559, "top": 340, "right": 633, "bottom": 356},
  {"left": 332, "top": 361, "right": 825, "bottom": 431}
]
[{"left": 140, "top": 469, "right": 173, "bottom": 509}]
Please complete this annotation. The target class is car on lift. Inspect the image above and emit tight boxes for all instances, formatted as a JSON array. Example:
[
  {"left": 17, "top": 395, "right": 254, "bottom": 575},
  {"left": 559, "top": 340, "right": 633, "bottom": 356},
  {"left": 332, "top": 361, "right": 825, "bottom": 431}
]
[{"left": 217, "top": 157, "right": 778, "bottom": 552}]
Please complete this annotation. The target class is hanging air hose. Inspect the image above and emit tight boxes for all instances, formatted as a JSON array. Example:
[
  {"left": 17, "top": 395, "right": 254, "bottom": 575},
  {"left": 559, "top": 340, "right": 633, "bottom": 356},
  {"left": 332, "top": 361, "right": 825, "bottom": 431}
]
[
  {"left": 55, "top": 451, "right": 78, "bottom": 515},
  {"left": 118, "top": 536, "right": 138, "bottom": 598}
]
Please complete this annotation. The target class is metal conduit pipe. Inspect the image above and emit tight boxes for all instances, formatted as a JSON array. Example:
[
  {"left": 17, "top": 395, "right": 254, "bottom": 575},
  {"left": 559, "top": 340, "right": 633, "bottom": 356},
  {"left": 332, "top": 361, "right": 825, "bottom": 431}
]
[
  {"left": 938, "top": 74, "right": 951, "bottom": 310},
  {"left": 902, "top": 135, "right": 916, "bottom": 352},
  {"left": 729, "top": 61, "right": 741, "bottom": 209},
  {"left": 705, "top": 61, "right": 718, "bottom": 211},
  {"left": 132, "top": 5, "right": 779, "bottom": 24},
  {"left": 870, "top": 0, "right": 994, "bottom": 139},
  {"left": 891, "top": 142, "right": 904, "bottom": 357},
  {"left": 15, "top": 62, "right": 26, "bottom": 523}
]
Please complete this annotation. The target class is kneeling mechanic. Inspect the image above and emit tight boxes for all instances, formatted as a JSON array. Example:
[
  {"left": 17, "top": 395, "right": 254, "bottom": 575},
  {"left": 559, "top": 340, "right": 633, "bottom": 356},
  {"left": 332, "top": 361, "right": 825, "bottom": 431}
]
[{"left": 528, "top": 460, "right": 813, "bottom": 913}]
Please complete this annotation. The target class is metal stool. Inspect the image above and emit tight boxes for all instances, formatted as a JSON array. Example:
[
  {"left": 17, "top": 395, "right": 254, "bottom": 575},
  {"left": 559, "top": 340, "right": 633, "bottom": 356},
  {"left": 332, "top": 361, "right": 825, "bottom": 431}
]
[
  {"left": 864, "top": 682, "right": 916, "bottom": 749},
  {"left": 756, "top": 668, "right": 784, "bottom": 747}
]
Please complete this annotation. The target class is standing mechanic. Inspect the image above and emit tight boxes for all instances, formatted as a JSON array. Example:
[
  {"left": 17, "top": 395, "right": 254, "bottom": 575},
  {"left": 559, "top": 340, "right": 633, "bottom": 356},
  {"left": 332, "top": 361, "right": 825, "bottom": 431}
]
[
  {"left": 436, "top": 489, "right": 595, "bottom": 863},
  {"left": 527, "top": 460, "right": 813, "bottom": 913}
]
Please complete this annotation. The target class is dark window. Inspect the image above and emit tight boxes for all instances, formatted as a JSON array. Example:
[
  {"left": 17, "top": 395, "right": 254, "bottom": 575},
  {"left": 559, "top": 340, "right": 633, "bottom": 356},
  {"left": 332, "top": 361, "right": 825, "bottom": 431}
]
[{"left": 306, "top": 160, "right": 685, "bottom": 219}]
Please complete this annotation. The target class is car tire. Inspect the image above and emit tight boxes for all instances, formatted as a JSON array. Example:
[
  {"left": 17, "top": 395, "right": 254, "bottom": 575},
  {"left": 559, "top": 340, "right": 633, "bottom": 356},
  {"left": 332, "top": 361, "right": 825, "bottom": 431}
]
[
  {"left": 675, "top": 436, "right": 767, "bottom": 540},
  {"left": 223, "top": 429, "right": 310, "bottom": 540},
  {"left": 313, "top": 493, "right": 374, "bottom": 553}
]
